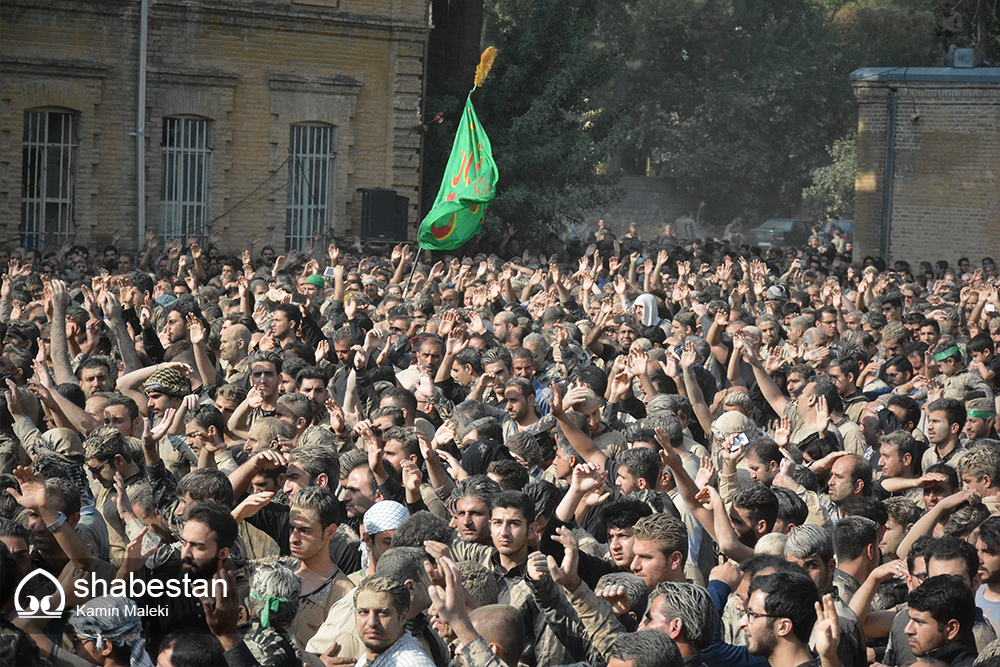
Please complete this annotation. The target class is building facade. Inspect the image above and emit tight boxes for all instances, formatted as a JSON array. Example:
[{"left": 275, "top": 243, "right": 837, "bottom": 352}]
[
  {"left": 852, "top": 67, "right": 1000, "bottom": 265},
  {"left": 1, "top": 0, "right": 428, "bottom": 255}
]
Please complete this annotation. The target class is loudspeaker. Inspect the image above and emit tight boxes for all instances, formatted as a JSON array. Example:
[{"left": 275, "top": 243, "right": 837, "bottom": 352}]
[{"left": 361, "top": 189, "right": 409, "bottom": 242}]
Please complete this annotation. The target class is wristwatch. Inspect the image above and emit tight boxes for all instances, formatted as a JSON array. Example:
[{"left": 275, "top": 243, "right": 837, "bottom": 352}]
[{"left": 45, "top": 511, "right": 67, "bottom": 533}]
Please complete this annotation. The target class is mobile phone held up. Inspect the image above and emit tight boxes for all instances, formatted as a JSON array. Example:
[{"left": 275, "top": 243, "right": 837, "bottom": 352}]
[{"left": 731, "top": 433, "right": 749, "bottom": 452}]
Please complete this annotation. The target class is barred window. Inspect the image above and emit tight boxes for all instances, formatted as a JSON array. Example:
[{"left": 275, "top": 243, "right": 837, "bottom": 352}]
[
  {"left": 286, "top": 123, "right": 336, "bottom": 251},
  {"left": 21, "top": 109, "right": 77, "bottom": 250},
  {"left": 161, "top": 117, "right": 210, "bottom": 240}
]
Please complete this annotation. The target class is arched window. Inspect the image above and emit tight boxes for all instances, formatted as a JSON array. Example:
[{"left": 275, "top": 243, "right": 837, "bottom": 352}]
[
  {"left": 286, "top": 123, "right": 336, "bottom": 250},
  {"left": 21, "top": 108, "right": 78, "bottom": 250},
  {"left": 161, "top": 116, "right": 211, "bottom": 239}
]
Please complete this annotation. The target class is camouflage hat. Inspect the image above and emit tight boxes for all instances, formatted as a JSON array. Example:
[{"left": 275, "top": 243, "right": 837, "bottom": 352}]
[{"left": 142, "top": 367, "right": 191, "bottom": 398}]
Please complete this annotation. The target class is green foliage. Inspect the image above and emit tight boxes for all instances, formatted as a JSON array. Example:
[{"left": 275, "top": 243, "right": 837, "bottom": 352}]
[
  {"left": 422, "top": 0, "right": 629, "bottom": 250},
  {"left": 802, "top": 133, "right": 857, "bottom": 220}
]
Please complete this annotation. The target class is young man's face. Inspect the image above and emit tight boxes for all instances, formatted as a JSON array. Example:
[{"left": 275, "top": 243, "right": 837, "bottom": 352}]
[
  {"left": 786, "top": 553, "right": 834, "bottom": 592},
  {"left": 926, "top": 410, "right": 955, "bottom": 446},
  {"left": 630, "top": 539, "right": 676, "bottom": 588},
  {"left": 978, "top": 537, "right": 1000, "bottom": 586},
  {"left": 298, "top": 378, "right": 327, "bottom": 410},
  {"left": 607, "top": 526, "right": 637, "bottom": 569},
  {"left": 289, "top": 506, "right": 333, "bottom": 561},
  {"left": 923, "top": 477, "right": 955, "bottom": 510},
  {"left": 355, "top": 590, "right": 407, "bottom": 654},
  {"left": 881, "top": 517, "right": 908, "bottom": 559},
  {"left": 878, "top": 443, "right": 908, "bottom": 478},
  {"left": 965, "top": 415, "right": 994, "bottom": 440},
  {"left": 746, "top": 455, "right": 777, "bottom": 486},
  {"left": 251, "top": 361, "right": 279, "bottom": 399},
  {"left": 904, "top": 609, "right": 953, "bottom": 657},
  {"left": 505, "top": 387, "right": 532, "bottom": 423},
  {"left": 490, "top": 507, "right": 532, "bottom": 561},
  {"left": 179, "top": 520, "right": 226, "bottom": 579}
]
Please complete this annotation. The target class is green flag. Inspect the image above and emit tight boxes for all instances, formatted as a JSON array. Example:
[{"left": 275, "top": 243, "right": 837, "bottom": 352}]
[{"left": 418, "top": 97, "right": 498, "bottom": 251}]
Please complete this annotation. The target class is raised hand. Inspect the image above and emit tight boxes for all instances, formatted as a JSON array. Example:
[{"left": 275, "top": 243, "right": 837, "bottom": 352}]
[{"left": 548, "top": 526, "right": 581, "bottom": 591}]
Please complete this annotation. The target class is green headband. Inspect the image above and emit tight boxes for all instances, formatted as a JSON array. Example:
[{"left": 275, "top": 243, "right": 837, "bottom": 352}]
[
  {"left": 969, "top": 409, "right": 995, "bottom": 420},
  {"left": 932, "top": 345, "right": 962, "bottom": 362},
  {"left": 250, "top": 590, "right": 290, "bottom": 628}
]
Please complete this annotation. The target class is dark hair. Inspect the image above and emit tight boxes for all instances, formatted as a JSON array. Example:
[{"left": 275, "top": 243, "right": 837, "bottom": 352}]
[
  {"left": 523, "top": 480, "right": 562, "bottom": 522},
  {"left": 746, "top": 441, "right": 782, "bottom": 466},
  {"left": 603, "top": 498, "right": 654, "bottom": 531},
  {"left": 176, "top": 468, "right": 234, "bottom": 507},
  {"left": 291, "top": 487, "right": 342, "bottom": 529},
  {"left": 449, "top": 475, "right": 502, "bottom": 513},
  {"left": 732, "top": 484, "right": 779, "bottom": 534},
  {"left": 927, "top": 398, "right": 966, "bottom": 430},
  {"left": 56, "top": 382, "right": 88, "bottom": 410},
  {"left": 247, "top": 349, "right": 283, "bottom": 376},
  {"left": 159, "top": 631, "right": 226, "bottom": 667},
  {"left": 371, "top": 406, "right": 406, "bottom": 427},
  {"left": 968, "top": 332, "right": 996, "bottom": 356},
  {"left": 879, "top": 430, "right": 923, "bottom": 475},
  {"left": 833, "top": 516, "right": 879, "bottom": 561},
  {"left": 487, "top": 459, "right": 530, "bottom": 491},
  {"left": 922, "top": 536, "right": 980, "bottom": 584},
  {"left": 380, "top": 386, "right": 417, "bottom": 416},
  {"left": 575, "top": 365, "right": 608, "bottom": 397},
  {"left": 608, "top": 630, "right": 683, "bottom": 667},
  {"left": 282, "top": 341, "right": 315, "bottom": 366},
  {"left": 491, "top": 490, "right": 536, "bottom": 522},
  {"left": 391, "top": 510, "right": 455, "bottom": 548},
  {"left": 104, "top": 394, "right": 140, "bottom": 422},
  {"left": 839, "top": 497, "right": 889, "bottom": 527},
  {"left": 885, "top": 394, "right": 921, "bottom": 430},
  {"left": 295, "top": 365, "right": 329, "bottom": 387},
  {"left": 980, "top": 516, "right": 1000, "bottom": 552},
  {"left": 772, "top": 487, "right": 808, "bottom": 529},
  {"left": 183, "top": 502, "right": 238, "bottom": 550},
  {"left": 829, "top": 356, "right": 860, "bottom": 380},
  {"left": 925, "top": 463, "right": 959, "bottom": 493},
  {"left": 748, "top": 572, "right": 819, "bottom": 643},
  {"left": 455, "top": 347, "right": 484, "bottom": 375},
  {"left": 191, "top": 404, "right": 226, "bottom": 437},
  {"left": 908, "top": 574, "right": 975, "bottom": 640},
  {"left": 617, "top": 447, "right": 662, "bottom": 490}
]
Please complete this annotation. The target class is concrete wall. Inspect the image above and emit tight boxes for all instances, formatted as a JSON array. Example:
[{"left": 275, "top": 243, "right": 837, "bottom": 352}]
[
  {"left": 0, "top": 0, "right": 428, "bottom": 255},
  {"left": 853, "top": 69, "right": 1000, "bottom": 266}
]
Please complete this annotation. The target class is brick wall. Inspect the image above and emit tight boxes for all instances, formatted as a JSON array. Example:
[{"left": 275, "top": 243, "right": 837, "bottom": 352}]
[
  {"left": 0, "top": 0, "right": 429, "bottom": 255},
  {"left": 853, "top": 75, "right": 1000, "bottom": 267}
]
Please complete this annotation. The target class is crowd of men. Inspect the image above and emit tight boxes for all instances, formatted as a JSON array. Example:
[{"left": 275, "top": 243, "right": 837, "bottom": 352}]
[{"left": 2, "top": 225, "right": 1000, "bottom": 667}]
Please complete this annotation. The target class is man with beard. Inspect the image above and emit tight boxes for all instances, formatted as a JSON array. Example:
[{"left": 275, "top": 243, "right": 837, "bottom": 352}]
[
  {"left": 739, "top": 571, "right": 829, "bottom": 667},
  {"left": 227, "top": 350, "right": 283, "bottom": 440},
  {"left": 450, "top": 476, "right": 501, "bottom": 546},
  {"left": 102, "top": 394, "right": 142, "bottom": 439},
  {"left": 353, "top": 576, "right": 435, "bottom": 667},
  {"left": 130, "top": 501, "right": 237, "bottom": 656},
  {"left": 976, "top": 517, "right": 1000, "bottom": 636},
  {"left": 827, "top": 455, "right": 872, "bottom": 515},
  {"left": 296, "top": 366, "right": 330, "bottom": 426},
  {"left": 503, "top": 377, "right": 539, "bottom": 437},
  {"left": 117, "top": 364, "right": 195, "bottom": 479},
  {"left": 905, "top": 575, "right": 978, "bottom": 666},
  {"left": 219, "top": 323, "right": 251, "bottom": 388},
  {"left": 285, "top": 487, "right": 355, "bottom": 648},
  {"left": 84, "top": 427, "right": 145, "bottom": 565},
  {"left": 783, "top": 525, "right": 867, "bottom": 667}
]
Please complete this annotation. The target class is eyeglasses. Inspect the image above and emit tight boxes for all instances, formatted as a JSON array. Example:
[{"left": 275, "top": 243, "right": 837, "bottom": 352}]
[{"left": 742, "top": 609, "right": 784, "bottom": 622}]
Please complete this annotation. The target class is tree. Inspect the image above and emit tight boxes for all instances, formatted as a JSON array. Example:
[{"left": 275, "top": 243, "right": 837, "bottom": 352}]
[
  {"left": 421, "top": 0, "right": 630, "bottom": 252},
  {"left": 802, "top": 133, "right": 857, "bottom": 220}
]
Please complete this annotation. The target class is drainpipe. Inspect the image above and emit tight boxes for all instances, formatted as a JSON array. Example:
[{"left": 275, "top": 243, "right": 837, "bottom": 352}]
[
  {"left": 136, "top": 0, "right": 149, "bottom": 249},
  {"left": 880, "top": 89, "right": 896, "bottom": 263}
]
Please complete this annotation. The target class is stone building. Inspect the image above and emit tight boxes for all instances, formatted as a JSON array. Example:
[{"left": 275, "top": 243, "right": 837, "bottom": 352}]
[
  {"left": 0, "top": 0, "right": 429, "bottom": 255},
  {"left": 851, "top": 67, "right": 1000, "bottom": 266}
]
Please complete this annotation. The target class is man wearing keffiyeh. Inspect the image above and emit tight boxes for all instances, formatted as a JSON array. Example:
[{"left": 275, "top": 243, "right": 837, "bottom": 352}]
[{"left": 356, "top": 501, "right": 410, "bottom": 583}]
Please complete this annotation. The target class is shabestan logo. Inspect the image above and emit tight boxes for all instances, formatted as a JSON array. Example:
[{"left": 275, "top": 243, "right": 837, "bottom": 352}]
[{"left": 15, "top": 569, "right": 65, "bottom": 619}]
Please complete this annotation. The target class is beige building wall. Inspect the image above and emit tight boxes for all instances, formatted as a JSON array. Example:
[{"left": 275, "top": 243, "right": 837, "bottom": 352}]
[
  {"left": 852, "top": 68, "right": 1000, "bottom": 267},
  {"left": 0, "top": 0, "right": 428, "bottom": 255}
]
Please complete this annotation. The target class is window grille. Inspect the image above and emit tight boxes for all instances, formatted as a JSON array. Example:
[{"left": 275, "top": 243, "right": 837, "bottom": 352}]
[
  {"left": 21, "top": 109, "right": 77, "bottom": 250},
  {"left": 286, "top": 123, "right": 336, "bottom": 251},
  {"left": 161, "top": 117, "right": 210, "bottom": 240}
]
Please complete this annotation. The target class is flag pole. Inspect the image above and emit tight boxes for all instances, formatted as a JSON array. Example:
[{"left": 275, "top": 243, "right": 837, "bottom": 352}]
[{"left": 404, "top": 246, "right": 423, "bottom": 299}]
